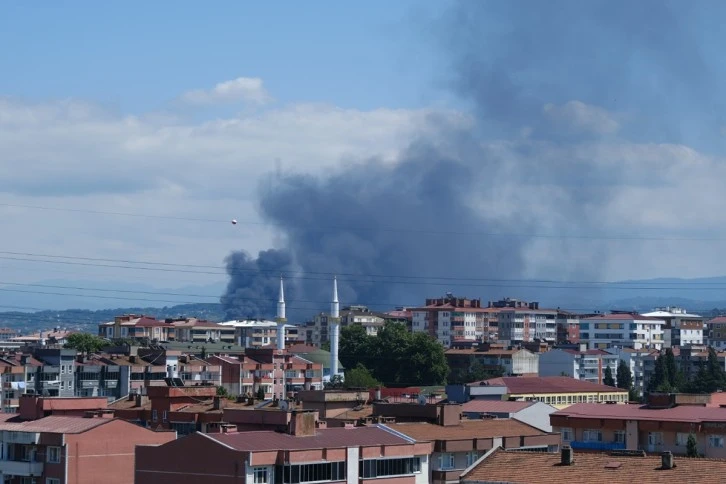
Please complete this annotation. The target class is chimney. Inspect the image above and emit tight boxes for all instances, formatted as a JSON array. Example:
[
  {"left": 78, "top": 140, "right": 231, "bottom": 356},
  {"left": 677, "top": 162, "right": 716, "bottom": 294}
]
[
  {"left": 213, "top": 396, "right": 226, "bottom": 411},
  {"left": 135, "top": 394, "right": 148, "bottom": 408},
  {"left": 375, "top": 387, "right": 382, "bottom": 401},
  {"left": 661, "top": 451, "right": 674, "bottom": 470},
  {"left": 289, "top": 410, "right": 316, "bottom": 437},
  {"left": 561, "top": 446, "right": 574, "bottom": 466}
]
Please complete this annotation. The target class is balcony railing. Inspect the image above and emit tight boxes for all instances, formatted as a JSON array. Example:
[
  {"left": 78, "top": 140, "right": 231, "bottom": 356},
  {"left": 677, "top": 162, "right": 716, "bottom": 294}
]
[
  {"left": 569, "top": 441, "right": 625, "bottom": 451},
  {"left": 0, "top": 459, "right": 44, "bottom": 477}
]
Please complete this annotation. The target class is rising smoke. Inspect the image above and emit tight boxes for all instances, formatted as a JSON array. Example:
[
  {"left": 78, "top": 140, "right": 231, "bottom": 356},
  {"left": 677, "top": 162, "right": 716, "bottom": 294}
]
[{"left": 221, "top": 1, "right": 723, "bottom": 320}]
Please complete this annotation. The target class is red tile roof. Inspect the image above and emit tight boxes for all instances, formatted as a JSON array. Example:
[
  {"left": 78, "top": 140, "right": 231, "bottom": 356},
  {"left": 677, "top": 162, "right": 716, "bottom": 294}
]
[
  {"left": 0, "top": 416, "right": 115, "bottom": 433},
  {"left": 471, "top": 376, "right": 626, "bottom": 394},
  {"left": 553, "top": 402, "right": 726, "bottom": 423},
  {"left": 707, "top": 316, "right": 726, "bottom": 324},
  {"left": 206, "top": 425, "right": 412, "bottom": 451},
  {"left": 461, "top": 400, "right": 536, "bottom": 414},
  {"left": 460, "top": 448, "right": 726, "bottom": 483},
  {"left": 387, "top": 419, "right": 549, "bottom": 441}
]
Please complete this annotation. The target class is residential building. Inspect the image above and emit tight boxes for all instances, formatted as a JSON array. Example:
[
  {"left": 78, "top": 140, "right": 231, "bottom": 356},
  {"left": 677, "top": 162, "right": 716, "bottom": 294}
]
[
  {"left": 445, "top": 345, "right": 539, "bottom": 377},
  {"left": 642, "top": 307, "right": 704, "bottom": 347},
  {"left": 298, "top": 389, "right": 369, "bottom": 420},
  {"left": 460, "top": 399, "right": 557, "bottom": 432},
  {"left": 706, "top": 316, "right": 726, "bottom": 349},
  {"left": 135, "top": 412, "right": 432, "bottom": 484},
  {"left": 550, "top": 399, "right": 726, "bottom": 457},
  {"left": 580, "top": 312, "right": 665, "bottom": 350},
  {"left": 446, "top": 376, "right": 628, "bottom": 408},
  {"left": 0, "top": 412, "right": 174, "bottom": 483},
  {"left": 287, "top": 344, "right": 343, "bottom": 381},
  {"left": 606, "top": 347, "right": 659, "bottom": 396},
  {"left": 556, "top": 311, "right": 581, "bottom": 344},
  {"left": 491, "top": 299, "right": 558, "bottom": 345},
  {"left": 410, "top": 294, "right": 494, "bottom": 348},
  {"left": 0, "top": 328, "right": 18, "bottom": 341},
  {"left": 387, "top": 418, "right": 560, "bottom": 484},
  {"left": 99, "top": 315, "right": 237, "bottom": 343},
  {"left": 218, "top": 319, "right": 297, "bottom": 349},
  {"left": 539, "top": 347, "right": 619, "bottom": 385},
  {"left": 10, "top": 329, "right": 74, "bottom": 347},
  {"left": 460, "top": 446, "right": 726, "bottom": 484},
  {"left": 306, "top": 306, "right": 387, "bottom": 347},
  {"left": 383, "top": 308, "right": 413, "bottom": 331}
]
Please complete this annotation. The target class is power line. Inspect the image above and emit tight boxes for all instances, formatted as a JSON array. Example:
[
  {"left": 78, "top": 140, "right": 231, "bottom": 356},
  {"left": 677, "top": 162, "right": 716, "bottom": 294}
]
[
  {"left": 4, "top": 250, "right": 726, "bottom": 288},
  {"left": 1, "top": 202, "right": 724, "bottom": 241}
]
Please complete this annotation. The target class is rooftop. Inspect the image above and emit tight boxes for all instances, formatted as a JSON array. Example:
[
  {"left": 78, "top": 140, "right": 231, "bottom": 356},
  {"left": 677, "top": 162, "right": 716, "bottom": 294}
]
[
  {"left": 460, "top": 448, "right": 726, "bottom": 484},
  {"left": 0, "top": 415, "right": 114, "bottom": 434},
  {"left": 470, "top": 376, "right": 626, "bottom": 395},
  {"left": 552, "top": 402, "right": 726, "bottom": 423},
  {"left": 582, "top": 313, "right": 663, "bottom": 321},
  {"left": 205, "top": 425, "right": 412, "bottom": 451},
  {"left": 386, "top": 419, "right": 548, "bottom": 441},
  {"left": 461, "top": 400, "right": 537, "bottom": 414}
]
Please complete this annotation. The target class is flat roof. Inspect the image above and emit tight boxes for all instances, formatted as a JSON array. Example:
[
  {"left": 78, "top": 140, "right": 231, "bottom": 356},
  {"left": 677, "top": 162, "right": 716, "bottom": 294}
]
[
  {"left": 470, "top": 376, "right": 626, "bottom": 394},
  {"left": 553, "top": 402, "right": 726, "bottom": 423},
  {"left": 461, "top": 448, "right": 726, "bottom": 483},
  {"left": 386, "top": 419, "right": 549, "bottom": 441}
]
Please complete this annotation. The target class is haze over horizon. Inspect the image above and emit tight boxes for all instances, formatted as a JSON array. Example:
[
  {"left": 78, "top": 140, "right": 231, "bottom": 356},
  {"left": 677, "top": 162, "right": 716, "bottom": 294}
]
[{"left": 3, "top": 2, "right": 726, "bottom": 317}]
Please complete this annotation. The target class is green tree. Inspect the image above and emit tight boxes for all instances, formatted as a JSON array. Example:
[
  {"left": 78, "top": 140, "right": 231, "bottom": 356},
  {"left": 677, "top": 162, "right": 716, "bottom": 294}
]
[
  {"left": 649, "top": 352, "right": 672, "bottom": 392},
  {"left": 664, "top": 348, "right": 678, "bottom": 387},
  {"left": 64, "top": 333, "right": 109, "bottom": 356},
  {"left": 216, "top": 386, "right": 229, "bottom": 397},
  {"left": 687, "top": 433, "right": 699, "bottom": 457},
  {"left": 325, "top": 374, "right": 344, "bottom": 389},
  {"left": 338, "top": 324, "right": 371, "bottom": 371},
  {"left": 256, "top": 386, "right": 266, "bottom": 400},
  {"left": 603, "top": 366, "right": 615, "bottom": 387},
  {"left": 344, "top": 364, "right": 380, "bottom": 389},
  {"left": 616, "top": 360, "right": 633, "bottom": 390}
]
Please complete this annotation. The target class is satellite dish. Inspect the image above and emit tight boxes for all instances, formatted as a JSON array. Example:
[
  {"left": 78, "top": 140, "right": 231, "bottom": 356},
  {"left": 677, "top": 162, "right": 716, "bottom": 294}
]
[
  {"left": 279, "top": 400, "right": 289, "bottom": 411},
  {"left": 418, "top": 394, "right": 427, "bottom": 405}
]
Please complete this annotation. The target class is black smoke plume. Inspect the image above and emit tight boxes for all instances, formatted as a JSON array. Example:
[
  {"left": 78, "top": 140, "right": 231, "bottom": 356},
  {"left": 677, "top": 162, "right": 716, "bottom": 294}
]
[{"left": 221, "top": 1, "right": 721, "bottom": 320}]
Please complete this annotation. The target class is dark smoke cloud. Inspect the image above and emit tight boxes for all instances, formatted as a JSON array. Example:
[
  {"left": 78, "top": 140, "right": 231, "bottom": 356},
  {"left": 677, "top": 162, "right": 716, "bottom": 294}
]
[{"left": 221, "top": 1, "right": 722, "bottom": 319}]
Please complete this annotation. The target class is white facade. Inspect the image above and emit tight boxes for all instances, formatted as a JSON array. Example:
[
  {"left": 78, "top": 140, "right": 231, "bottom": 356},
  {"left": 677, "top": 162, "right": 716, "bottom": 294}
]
[
  {"left": 642, "top": 307, "right": 704, "bottom": 347},
  {"left": 411, "top": 308, "right": 484, "bottom": 348},
  {"left": 219, "top": 320, "right": 292, "bottom": 348},
  {"left": 497, "top": 309, "right": 558, "bottom": 344},
  {"left": 581, "top": 315, "right": 665, "bottom": 350},
  {"left": 606, "top": 348, "right": 655, "bottom": 395},
  {"left": 539, "top": 349, "right": 619, "bottom": 385}
]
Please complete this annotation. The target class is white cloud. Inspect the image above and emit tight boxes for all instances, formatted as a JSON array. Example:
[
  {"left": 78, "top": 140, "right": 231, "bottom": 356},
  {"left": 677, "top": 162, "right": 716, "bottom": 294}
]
[
  {"left": 543, "top": 100, "right": 620, "bottom": 135},
  {"left": 180, "top": 77, "right": 272, "bottom": 105}
]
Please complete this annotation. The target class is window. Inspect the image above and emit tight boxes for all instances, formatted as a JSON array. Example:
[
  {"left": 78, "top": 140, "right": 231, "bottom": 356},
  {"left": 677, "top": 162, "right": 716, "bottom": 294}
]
[
  {"left": 676, "top": 433, "right": 689, "bottom": 446},
  {"left": 614, "top": 430, "right": 625, "bottom": 444},
  {"left": 648, "top": 432, "right": 663, "bottom": 446},
  {"left": 359, "top": 458, "right": 421, "bottom": 478},
  {"left": 276, "top": 462, "right": 346, "bottom": 483},
  {"left": 253, "top": 467, "right": 268, "bottom": 483},
  {"left": 583, "top": 430, "right": 603, "bottom": 442},
  {"left": 152, "top": 410, "right": 158, "bottom": 422},
  {"left": 438, "top": 453, "right": 455, "bottom": 470},
  {"left": 47, "top": 479, "right": 61, "bottom": 484},
  {"left": 162, "top": 410, "right": 168, "bottom": 422},
  {"left": 710, "top": 435, "right": 724, "bottom": 448},
  {"left": 47, "top": 446, "right": 61, "bottom": 463},
  {"left": 466, "top": 452, "right": 479, "bottom": 467}
]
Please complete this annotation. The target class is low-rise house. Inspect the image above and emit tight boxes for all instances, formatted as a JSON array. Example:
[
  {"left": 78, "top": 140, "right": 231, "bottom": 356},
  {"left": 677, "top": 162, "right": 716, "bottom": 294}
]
[
  {"left": 386, "top": 418, "right": 560, "bottom": 484},
  {"left": 539, "top": 347, "right": 619, "bottom": 384},
  {"left": 461, "top": 399, "right": 557, "bottom": 432},
  {"left": 551, "top": 399, "right": 726, "bottom": 456},
  {"left": 447, "top": 376, "right": 628, "bottom": 408},
  {"left": 135, "top": 411, "right": 432, "bottom": 484},
  {"left": 445, "top": 345, "right": 539, "bottom": 378},
  {"left": 0, "top": 412, "right": 174, "bottom": 483},
  {"left": 460, "top": 446, "right": 726, "bottom": 484}
]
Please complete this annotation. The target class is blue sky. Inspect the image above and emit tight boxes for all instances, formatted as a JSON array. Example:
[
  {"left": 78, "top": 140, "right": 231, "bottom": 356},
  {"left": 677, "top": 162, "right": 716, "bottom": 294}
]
[{"left": 0, "top": 1, "right": 447, "bottom": 112}]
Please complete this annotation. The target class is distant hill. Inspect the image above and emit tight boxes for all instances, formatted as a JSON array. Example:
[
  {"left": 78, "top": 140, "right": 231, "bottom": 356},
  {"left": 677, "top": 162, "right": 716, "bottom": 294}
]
[{"left": 0, "top": 303, "right": 225, "bottom": 334}]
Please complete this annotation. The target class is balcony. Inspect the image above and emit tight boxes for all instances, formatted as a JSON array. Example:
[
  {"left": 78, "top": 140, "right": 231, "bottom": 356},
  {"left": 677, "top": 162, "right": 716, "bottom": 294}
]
[
  {"left": 569, "top": 441, "right": 625, "bottom": 451},
  {"left": 2, "top": 432, "right": 39, "bottom": 445},
  {"left": 0, "top": 459, "right": 44, "bottom": 477}
]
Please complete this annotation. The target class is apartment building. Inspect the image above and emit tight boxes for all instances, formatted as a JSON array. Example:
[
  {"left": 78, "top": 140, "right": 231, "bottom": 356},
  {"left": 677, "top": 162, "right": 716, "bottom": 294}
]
[
  {"left": 706, "top": 316, "right": 726, "bottom": 349},
  {"left": 306, "top": 306, "right": 386, "bottom": 347},
  {"left": 492, "top": 299, "right": 558, "bottom": 345},
  {"left": 556, "top": 310, "right": 581, "bottom": 344},
  {"left": 580, "top": 313, "right": 665, "bottom": 350},
  {"left": 539, "top": 347, "right": 619, "bottom": 385},
  {"left": 642, "top": 307, "right": 704, "bottom": 347},
  {"left": 387, "top": 417, "right": 560, "bottom": 484},
  {"left": 99, "top": 315, "right": 236, "bottom": 343},
  {"left": 606, "top": 347, "right": 659, "bottom": 396},
  {"left": 445, "top": 345, "right": 539, "bottom": 377},
  {"left": 135, "top": 411, "right": 432, "bottom": 484},
  {"left": 447, "top": 376, "right": 628, "bottom": 408},
  {"left": 0, "top": 328, "right": 18, "bottom": 342},
  {"left": 411, "top": 294, "right": 488, "bottom": 347},
  {"left": 461, "top": 446, "right": 726, "bottom": 484},
  {"left": 550, "top": 398, "right": 726, "bottom": 457},
  {"left": 460, "top": 400, "right": 557, "bottom": 432},
  {"left": 0, "top": 411, "right": 174, "bottom": 483},
  {"left": 218, "top": 319, "right": 300, "bottom": 348}
]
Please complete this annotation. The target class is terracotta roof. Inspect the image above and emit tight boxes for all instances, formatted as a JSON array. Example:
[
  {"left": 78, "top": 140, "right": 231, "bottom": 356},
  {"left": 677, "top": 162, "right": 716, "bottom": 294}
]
[
  {"left": 707, "top": 316, "right": 726, "bottom": 324},
  {"left": 471, "top": 376, "right": 626, "bottom": 394},
  {"left": 553, "top": 402, "right": 726, "bottom": 423},
  {"left": 286, "top": 344, "right": 319, "bottom": 354},
  {"left": 0, "top": 416, "right": 114, "bottom": 434},
  {"left": 460, "top": 448, "right": 726, "bottom": 483},
  {"left": 461, "top": 400, "right": 536, "bottom": 414},
  {"left": 583, "top": 313, "right": 662, "bottom": 321},
  {"left": 206, "top": 425, "right": 412, "bottom": 451},
  {"left": 386, "top": 419, "right": 548, "bottom": 441}
]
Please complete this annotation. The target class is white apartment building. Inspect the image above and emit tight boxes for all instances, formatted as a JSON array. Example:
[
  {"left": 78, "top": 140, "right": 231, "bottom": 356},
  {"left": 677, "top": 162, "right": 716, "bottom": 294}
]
[
  {"left": 497, "top": 308, "right": 558, "bottom": 345},
  {"left": 539, "top": 348, "right": 619, "bottom": 385},
  {"left": 605, "top": 347, "right": 658, "bottom": 396},
  {"left": 580, "top": 313, "right": 665, "bottom": 351},
  {"left": 411, "top": 307, "right": 484, "bottom": 347},
  {"left": 642, "top": 307, "right": 704, "bottom": 347}
]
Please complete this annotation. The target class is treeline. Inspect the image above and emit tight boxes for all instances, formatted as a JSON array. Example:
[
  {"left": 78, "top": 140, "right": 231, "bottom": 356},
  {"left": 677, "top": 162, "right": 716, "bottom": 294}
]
[
  {"left": 649, "top": 347, "right": 726, "bottom": 394},
  {"left": 338, "top": 323, "right": 449, "bottom": 387}
]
